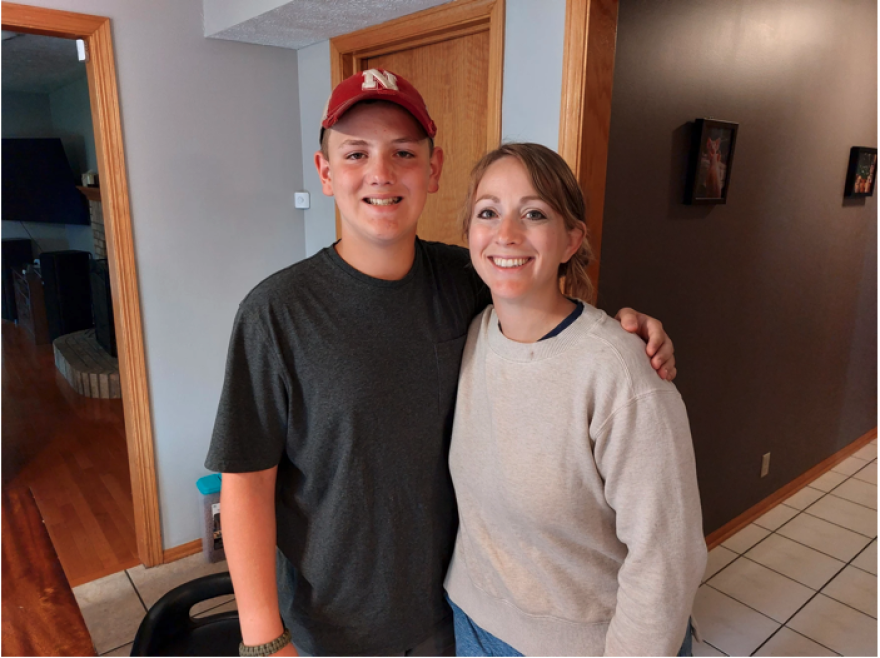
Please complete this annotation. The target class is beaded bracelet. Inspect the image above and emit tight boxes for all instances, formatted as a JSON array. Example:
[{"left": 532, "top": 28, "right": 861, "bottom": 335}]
[{"left": 239, "top": 628, "right": 292, "bottom": 657}]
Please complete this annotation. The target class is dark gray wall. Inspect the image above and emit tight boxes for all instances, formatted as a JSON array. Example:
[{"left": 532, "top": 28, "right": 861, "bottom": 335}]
[{"left": 599, "top": 0, "right": 877, "bottom": 534}]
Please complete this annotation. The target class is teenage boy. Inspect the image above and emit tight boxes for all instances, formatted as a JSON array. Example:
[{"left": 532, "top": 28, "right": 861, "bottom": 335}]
[{"left": 206, "top": 69, "right": 676, "bottom": 657}]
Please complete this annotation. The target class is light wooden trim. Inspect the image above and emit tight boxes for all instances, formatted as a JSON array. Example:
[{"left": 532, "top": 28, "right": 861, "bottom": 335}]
[
  {"left": 485, "top": 0, "right": 504, "bottom": 149},
  {"left": 558, "top": 0, "right": 619, "bottom": 303},
  {"left": 329, "top": 0, "right": 505, "bottom": 239},
  {"left": 705, "top": 428, "right": 878, "bottom": 550},
  {"left": 331, "top": 0, "right": 499, "bottom": 57},
  {"left": 2, "top": 3, "right": 163, "bottom": 567},
  {"left": 163, "top": 539, "right": 203, "bottom": 564},
  {"left": 0, "top": 2, "right": 103, "bottom": 37}
]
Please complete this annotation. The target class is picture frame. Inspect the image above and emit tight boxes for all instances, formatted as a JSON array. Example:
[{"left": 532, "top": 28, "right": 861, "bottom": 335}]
[
  {"left": 844, "top": 147, "right": 877, "bottom": 197},
  {"left": 685, "top": 119, "right": 739, "bottom": 205}
]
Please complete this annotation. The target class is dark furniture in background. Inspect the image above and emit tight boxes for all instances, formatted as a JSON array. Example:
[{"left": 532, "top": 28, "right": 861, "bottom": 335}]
[
  {"left": 90, "top": 259, "right": 117, "bottom": 357},
  {"left": 13, "top": 269, "right": 50, "bottom": 345},
  {"left": 131, "top": 572, "right": 241, "bottom": 656},
  {"left": 2, "top": 138, "right": 90, "bottom": 226},
  {"left": 39, "top": 250, "right": 93, "bottom": 341},
  {"left": 2, "top": 238, "right": 33, "bottom": 322}
]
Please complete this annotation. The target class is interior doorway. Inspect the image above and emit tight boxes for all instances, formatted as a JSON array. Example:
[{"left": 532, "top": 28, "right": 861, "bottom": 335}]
[
  {"left": 2, "top": 2, "right": 163, "bottom": 570},
  {"left": 1, "top": 29, "right": 139, "bottom": 587}
]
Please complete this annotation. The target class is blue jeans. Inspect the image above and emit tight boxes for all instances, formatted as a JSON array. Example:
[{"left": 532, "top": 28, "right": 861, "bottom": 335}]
[{"left": 449, "top": 598, "right": 693, "bottom": 656}]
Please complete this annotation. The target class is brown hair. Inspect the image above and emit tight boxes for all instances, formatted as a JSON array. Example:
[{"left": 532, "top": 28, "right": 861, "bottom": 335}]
[{"left": 460, "top": 143, "right": 594, "bottom": 302}]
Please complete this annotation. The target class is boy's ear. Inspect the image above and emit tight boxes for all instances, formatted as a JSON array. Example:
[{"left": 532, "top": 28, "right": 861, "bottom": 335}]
[
  {"left": 427, "top": 147, "right": 444, "bottom": 194},
  {"left": 315, "top": 150, "right": 334, "bottom": 197}
]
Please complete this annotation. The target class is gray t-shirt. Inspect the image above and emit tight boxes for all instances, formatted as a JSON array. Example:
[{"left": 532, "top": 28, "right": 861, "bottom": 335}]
[{"left": 205, "top": 239, "right": 489, "bottom": 656}]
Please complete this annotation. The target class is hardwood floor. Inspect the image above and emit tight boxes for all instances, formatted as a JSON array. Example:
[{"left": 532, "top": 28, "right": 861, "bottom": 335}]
[
  {"left": 2, "top": 487, "right": 95, "bottom": 656},
  {"left": 2, "top": 320, "right": 139, "bottom": 587}
]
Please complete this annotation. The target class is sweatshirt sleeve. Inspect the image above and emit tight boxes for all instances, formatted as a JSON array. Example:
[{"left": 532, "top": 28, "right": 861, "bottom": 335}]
[{"left": 593, "top": 390, "right": 707, "bottom": 656}]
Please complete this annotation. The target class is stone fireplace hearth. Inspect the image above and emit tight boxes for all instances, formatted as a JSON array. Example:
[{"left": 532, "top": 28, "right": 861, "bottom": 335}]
[{"left": 54, "top": 329, "right": 120, "bottom": 399}]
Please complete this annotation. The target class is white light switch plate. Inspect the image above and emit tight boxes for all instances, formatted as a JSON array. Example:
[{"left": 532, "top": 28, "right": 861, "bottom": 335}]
[{"left": 294, "top": 192, "right": 310, "bottom": 209}]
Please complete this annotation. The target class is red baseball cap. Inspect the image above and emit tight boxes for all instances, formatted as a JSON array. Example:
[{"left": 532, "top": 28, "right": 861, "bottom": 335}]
[{"left": 320, "top": 68, "right": 437, "bottom": 143}]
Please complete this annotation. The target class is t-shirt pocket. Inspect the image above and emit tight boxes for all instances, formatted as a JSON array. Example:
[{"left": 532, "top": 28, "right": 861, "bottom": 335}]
[{"left": 434, "top": 335, "right": 468, "bottom": 439}]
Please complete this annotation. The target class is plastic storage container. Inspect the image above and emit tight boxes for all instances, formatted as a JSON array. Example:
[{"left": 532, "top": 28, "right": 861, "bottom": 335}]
[{"left": 196, "top": 474, "right": 224, "bottom": 563}]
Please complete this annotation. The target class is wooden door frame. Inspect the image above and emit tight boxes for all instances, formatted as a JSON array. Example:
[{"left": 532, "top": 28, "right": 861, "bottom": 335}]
[
  {"left": 2, "top": 3, "right": 163, "bottom": 567},
  {"left": 329, "top": 0, "right": 505, "bottom": 238},
  {"left": 558, "top": 0, "right": 619, "bottom": 302}
]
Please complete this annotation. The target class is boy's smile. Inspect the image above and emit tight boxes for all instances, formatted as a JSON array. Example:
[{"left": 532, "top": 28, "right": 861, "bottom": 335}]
[{"left": 315, "top": 102, "right": 444, "bottom": 252}]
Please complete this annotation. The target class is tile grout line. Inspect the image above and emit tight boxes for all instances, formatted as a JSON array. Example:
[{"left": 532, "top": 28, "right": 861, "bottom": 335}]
[
  {"left": 732, "top": 526, "right": 877, "bottom": 655},
  {"left": 707, "top": 476, "right": 876, "bottom": 655},
  {"left": 703, "top": 582, "right": 783, "bottom": 626},
  {"left": 716, "top": 475, "right": 873, "bottom": 578},
  {"left": 796, "top": 494, "right": 877, "bottom": 539},
  {"left": 820, "top": 465, "right": 878, "bottom": 506},
  {"left": 125, "top": 568, "right": 149, "bottom": 613},
  {"left": 749, "top": 616, "right": 841, "bottom": 657},
  {"left": 701, "top": 638, "right": 728, "bottom": 656},
  {"left": 97, "top": 640, "right": 133, "bottom": 656},
  {"left": 769, "top": 520, "right": 874, "bottom": 563},
  {"left": 815, "top": 542, "right": 879, "bottom": 621},
  {"left": 821, "top": 491, "right": 878, "bottom": 513},
  {"left": 735, "top": 554, "right": 845, "bottom": 593},
  {"left": 778, "top": 626, "right": 841, "bottom": 656},
  {"left": 748, "top": 550, "right": 875, "bottom": 655},
  {"left": 799, "top": 504, "right": 877, "bottom": 536},
  {"left": 705, "top": 462, "right": 876, "bottom": 653}
]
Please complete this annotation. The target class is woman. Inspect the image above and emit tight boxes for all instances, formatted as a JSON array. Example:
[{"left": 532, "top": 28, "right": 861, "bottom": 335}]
[{"left": 444, "top": 144, "right": 706, "bottom": 657}]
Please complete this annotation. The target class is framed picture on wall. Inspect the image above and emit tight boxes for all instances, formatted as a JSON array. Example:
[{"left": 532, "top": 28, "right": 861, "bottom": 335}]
[
  {"left": 685, "top": 119, "right": 739, "bottom": 205},
  {"left": 844, "top": 147, "right": 877, "bottom": 197}
]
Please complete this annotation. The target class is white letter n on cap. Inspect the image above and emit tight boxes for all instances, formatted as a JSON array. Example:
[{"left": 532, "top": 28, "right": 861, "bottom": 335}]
[{"left": 362, "top": 69, "right": 398, "bottom": 91}]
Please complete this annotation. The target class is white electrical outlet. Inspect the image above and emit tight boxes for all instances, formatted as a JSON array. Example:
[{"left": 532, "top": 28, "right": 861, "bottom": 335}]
[
  {"left": 761, "top": 452, "right": 771, "bottom": 478},
  {"left": 294, "top": 192, "right": 310, "bottom": 209}
]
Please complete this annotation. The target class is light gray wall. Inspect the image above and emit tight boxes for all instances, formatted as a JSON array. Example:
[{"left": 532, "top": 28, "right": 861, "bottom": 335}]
[
  {"left": 22, "top": 0, "right": 306, "bottom": 550},
  {"left": 500, "top": 0, "right": 565, "bottom": 149},
  {"left": 295, "top": 0, "right": 568, "bottom": 257},
  {"left": 297, "top": 40, "right": 336, "bottom": 256},
  {"left": 49, "top": 75, "right": 98, "bottom": 175},
  {"left": 2, "top": 91, "right": 54, "bottom": 135}
]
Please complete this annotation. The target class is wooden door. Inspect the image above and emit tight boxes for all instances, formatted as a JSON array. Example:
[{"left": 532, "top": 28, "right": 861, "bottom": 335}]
[{"left": 331, "top": 0, "right": 504, "bottom": 247}]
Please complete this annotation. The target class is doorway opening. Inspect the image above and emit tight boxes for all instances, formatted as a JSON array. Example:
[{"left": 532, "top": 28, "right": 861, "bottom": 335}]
[
  {"left": 1, "top": 29, "right": 139, "bottom": 586},
  {"left": 2, "top": 2, "right": 163, "bottom": 572}
]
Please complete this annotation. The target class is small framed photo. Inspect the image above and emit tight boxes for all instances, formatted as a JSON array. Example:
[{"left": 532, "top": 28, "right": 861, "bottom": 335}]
[
  {"left": 844, "top": 147, "right": 877, "bottom": 197},
  {"left": 685, "top": 119, "right": 739, "bottom": 205}
]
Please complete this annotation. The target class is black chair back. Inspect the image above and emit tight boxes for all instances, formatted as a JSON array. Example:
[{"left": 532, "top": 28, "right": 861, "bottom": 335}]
[{"left": 131, "top": 571, "right": 241, "bottom": 656}]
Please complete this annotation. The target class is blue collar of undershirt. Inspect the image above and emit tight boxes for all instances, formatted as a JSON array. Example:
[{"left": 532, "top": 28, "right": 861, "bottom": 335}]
[{"left": 539, "top": 300, "right": 585, "bottom": 341}]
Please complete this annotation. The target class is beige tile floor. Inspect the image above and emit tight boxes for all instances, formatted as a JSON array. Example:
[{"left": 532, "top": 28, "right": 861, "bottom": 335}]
[
  {"left": 695, "top": 442, "right": 878, "bottom": 657},
  {"left": 73, "top": 443, "right": 876, "bottom": 657},
  {"left": 72, "top": 553, "right": 235, "bottom": 656}
]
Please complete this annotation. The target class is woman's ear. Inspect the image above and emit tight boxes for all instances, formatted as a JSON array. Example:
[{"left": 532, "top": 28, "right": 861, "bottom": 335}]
[{"left": 563, "top": 221, "right": 587, "bottom": 263}]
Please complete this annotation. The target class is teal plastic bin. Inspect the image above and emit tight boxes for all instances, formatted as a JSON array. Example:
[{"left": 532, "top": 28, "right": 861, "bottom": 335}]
[{"left": 196, "top": 474, "right": 224, "bottom": 563}]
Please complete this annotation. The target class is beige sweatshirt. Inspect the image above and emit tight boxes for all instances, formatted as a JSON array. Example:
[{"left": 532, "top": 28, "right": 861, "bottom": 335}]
[{"left": 444, "top": 305, "right": 706, "bottom": 657}]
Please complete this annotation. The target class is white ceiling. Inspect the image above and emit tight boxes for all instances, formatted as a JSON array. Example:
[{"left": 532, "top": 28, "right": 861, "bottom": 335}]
[
  {"left": 2, "top": 32, "right": 86, "bottom": 95},
  {"left": 205, "top": 0, "right": 454, "bottom": 50}
]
